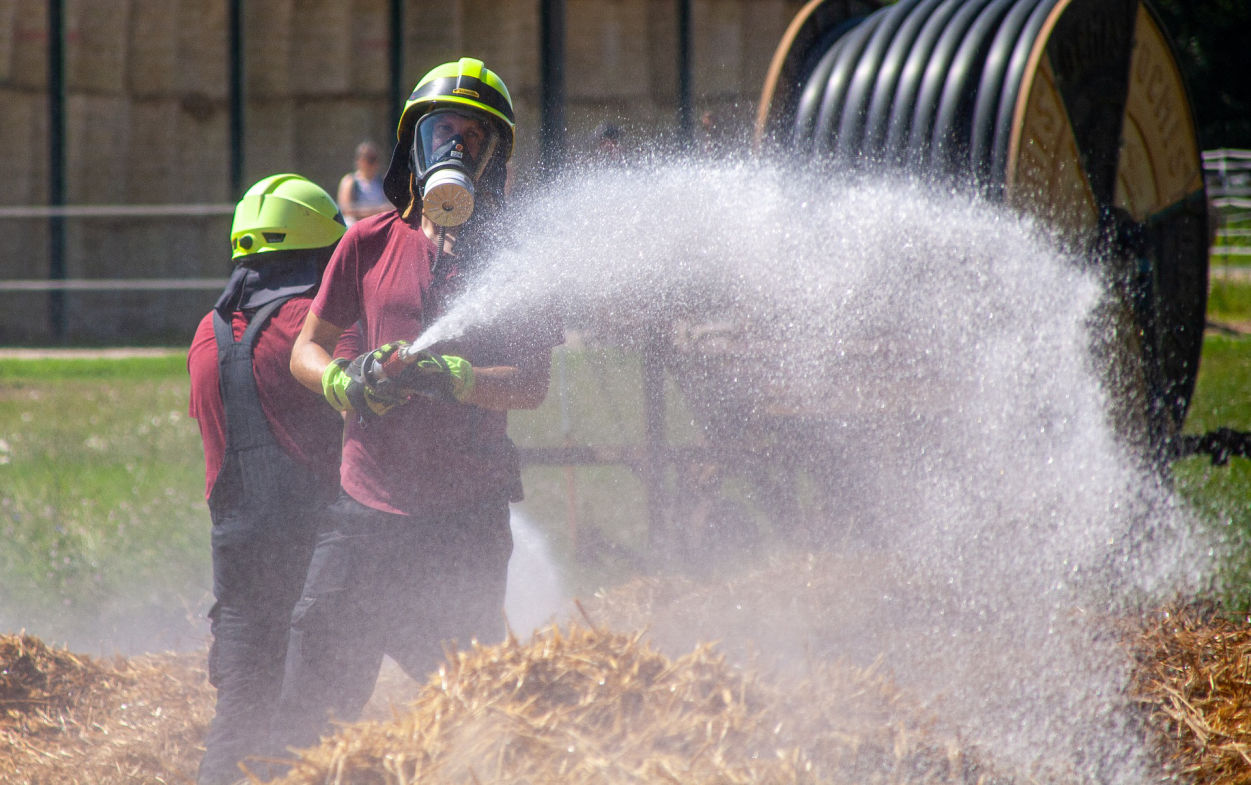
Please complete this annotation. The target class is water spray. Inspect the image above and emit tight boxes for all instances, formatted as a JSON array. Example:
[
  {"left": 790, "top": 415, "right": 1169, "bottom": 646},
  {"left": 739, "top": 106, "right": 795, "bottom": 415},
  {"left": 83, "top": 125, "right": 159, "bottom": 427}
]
[
  {"left": 373, "top": 1, "right": 1222, "bottom": 782},
  {"left": 402, "top": 153, "right": 1217, "bottom": 785}
]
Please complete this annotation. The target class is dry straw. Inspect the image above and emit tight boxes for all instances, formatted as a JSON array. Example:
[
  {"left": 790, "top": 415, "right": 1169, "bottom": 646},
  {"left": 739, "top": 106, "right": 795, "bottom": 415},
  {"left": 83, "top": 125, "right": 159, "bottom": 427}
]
[
  {"left": 0, "top": 632, "right": 211, "bottom": 784},
  {"left": 1, "top": 583, "right": 1249, "bottom": 785},
  {"left": 263, "top": 620, "right": 972, "bottom": 785},
  {"left": 1134, "top": 603, "right": 1251, "bottom": 785}
]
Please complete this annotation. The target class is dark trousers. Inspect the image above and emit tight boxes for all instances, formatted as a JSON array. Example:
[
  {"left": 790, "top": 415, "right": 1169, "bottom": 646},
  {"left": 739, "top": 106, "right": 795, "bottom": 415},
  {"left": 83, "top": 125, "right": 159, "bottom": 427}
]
[
  {"left": 198, "top": 503, "right": 320, "bottom": 785},
  {"left": 269, "top": 490, "right": 513, "bottom": 759}
]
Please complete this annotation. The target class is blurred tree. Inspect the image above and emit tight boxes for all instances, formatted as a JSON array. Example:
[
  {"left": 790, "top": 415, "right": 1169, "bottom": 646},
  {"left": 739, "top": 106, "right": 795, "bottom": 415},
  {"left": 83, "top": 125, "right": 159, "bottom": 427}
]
[{"left": 1151, "top": 0, "right": 1251, "bottom": 148}]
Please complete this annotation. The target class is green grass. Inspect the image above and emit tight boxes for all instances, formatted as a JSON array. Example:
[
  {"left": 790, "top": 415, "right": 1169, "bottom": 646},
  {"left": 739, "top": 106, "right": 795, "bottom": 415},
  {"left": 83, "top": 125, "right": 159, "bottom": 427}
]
[
  {"left": 0, "top": 354, "right": 209, "bottom": 652},
  {"left": 0, "top": 354, "right": 187, "bottom": 380},
  {"left": 1171, "top": 330, "right": 1251, "bottom": 611},
  {"left": 1171, "top": 278, "right": 1251, "bottom": 612},
  {"left": 1207, "top": 277, "right": 1251, "bottom": 324}
]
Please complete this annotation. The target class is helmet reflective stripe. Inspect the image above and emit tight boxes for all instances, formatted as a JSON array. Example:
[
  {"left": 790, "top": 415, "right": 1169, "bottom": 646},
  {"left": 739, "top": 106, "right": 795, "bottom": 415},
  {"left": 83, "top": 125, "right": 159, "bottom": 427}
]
[
  {"left": 406, "top": 75, "right": 515, "bottom": 131},
  {"left": 230, "top": 173, "right": 346, "bottom": 260},
  {"left": 396, "top": 57, "right": 515, "bottom": 153}
]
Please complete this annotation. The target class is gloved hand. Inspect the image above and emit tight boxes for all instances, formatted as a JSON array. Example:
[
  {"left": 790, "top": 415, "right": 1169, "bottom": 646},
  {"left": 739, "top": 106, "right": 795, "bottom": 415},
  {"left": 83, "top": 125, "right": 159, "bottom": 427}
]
[
  {"left": 388, "top": 346, "right": 476, "bottom": 404},
  {"left": 321, "top": 345, "right": 411, "bottom": 418}
]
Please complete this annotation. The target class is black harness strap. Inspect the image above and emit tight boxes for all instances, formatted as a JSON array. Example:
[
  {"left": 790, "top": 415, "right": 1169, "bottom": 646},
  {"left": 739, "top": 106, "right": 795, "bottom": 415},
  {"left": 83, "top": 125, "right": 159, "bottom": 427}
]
[
  {"left": 212, "top": 297, "right": 289, "bottom": 454},
  {"left": 208, "top": 296, "right": 326, "bottom": 528}
]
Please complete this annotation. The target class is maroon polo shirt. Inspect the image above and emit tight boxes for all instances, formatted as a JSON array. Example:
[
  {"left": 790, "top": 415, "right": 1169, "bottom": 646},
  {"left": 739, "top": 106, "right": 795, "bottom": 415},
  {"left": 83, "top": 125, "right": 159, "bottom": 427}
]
[{"left": 311, "top": 210, "right": 562, "bottom": 516}]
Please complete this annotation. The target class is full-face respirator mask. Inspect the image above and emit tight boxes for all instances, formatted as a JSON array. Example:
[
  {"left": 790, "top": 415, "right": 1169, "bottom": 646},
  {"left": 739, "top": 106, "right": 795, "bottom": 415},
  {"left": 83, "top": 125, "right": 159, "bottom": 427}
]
[{"left": 411, "top": 109, "right": 502, "bottom": 227}]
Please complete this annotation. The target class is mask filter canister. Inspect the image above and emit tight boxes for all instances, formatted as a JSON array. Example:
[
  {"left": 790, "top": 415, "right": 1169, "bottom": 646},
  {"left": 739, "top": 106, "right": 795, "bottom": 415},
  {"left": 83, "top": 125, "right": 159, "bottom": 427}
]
[{"left": 422, "top": 167, "right": 475, "bottom": 227}]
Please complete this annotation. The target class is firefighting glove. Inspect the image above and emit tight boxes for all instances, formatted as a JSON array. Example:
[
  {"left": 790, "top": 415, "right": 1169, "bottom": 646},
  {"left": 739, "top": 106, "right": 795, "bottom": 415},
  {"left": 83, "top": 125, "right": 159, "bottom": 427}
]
[
  {"left": 390, "top": 348, "right": 476, "bottom": 404},
  {"left": 321, "top": 349, "right": 408, "bottom": 418}
]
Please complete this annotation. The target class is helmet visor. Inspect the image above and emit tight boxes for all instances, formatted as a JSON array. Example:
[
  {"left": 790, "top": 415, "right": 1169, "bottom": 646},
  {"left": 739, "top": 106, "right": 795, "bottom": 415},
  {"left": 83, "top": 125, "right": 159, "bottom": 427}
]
[{"left": 413, "top": 109, "right": 502, "bottom": 183}]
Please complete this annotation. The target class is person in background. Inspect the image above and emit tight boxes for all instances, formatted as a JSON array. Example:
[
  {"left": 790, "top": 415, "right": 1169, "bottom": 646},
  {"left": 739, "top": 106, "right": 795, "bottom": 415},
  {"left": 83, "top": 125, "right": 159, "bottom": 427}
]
[
  {"left": 273, "top": 56, "right": 563, "bottom": 758},
  {"left": 699, "top": 108, "right": 727, "bottom": 155},
  {"left": 187, "top": 174, "right": 351, "bottom": 785},
  {"left": 336, "top": 140, "right": 391, "bottom": 225},
  {"left": 593, "top": 121, "right": 624, "bottom": 163}
]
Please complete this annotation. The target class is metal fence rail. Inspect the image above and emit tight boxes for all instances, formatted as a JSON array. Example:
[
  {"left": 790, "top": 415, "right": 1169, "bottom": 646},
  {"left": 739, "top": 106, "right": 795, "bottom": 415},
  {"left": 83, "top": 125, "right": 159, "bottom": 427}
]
[
  {"left": 0, "top": 204, "right": 234, "bottom": 219},
  {"left": 0, "top": 203, "right": 234, "bottom": 295},
  {"left": 0, "top": 279, "right": 228, "bottom": 292},
  {"left": 3, "top": 151, "right": 1250, "bottom": 293}
]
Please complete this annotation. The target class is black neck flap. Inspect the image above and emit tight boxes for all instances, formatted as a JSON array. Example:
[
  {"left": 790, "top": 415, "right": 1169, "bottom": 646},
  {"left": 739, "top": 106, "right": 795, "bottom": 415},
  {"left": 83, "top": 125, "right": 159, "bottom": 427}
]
[{"left": 214, "top": 254, "right": 320, "bottom": 316}]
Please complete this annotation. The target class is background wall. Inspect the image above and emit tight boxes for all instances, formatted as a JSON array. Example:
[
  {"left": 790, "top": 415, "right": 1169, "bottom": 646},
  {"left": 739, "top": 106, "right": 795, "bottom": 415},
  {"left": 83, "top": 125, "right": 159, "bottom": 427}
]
[{"left": 0, "top": 0, "right": 804, "bottom": 343}]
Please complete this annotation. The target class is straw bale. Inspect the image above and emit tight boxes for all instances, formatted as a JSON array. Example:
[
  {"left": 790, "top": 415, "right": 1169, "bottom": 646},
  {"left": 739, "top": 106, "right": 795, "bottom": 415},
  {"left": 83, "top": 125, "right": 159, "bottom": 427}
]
[
  {"left": 693, "top": 0, "right": 745, "bottom": 97},
  {"left": 173, "top": 0, "right": 228, "bottom": 98},
  {"left": 741, "top": 1, "right": 796, "bottom": 95},
  {"left": 643, "top": 0, "right": 678, "bottom": 103},
  {"left": 4, "top": 568, "right": 1251, "bottom": 785},
  {"left": 405, "top": 3, "right": 463, "bottom": 79},
  {"left": 245, "top": 96, "right": 297, "bottom": 177},
  {"left": 124, "top": 91, "right": 231, "bottom": 202},
  {"left": 293, "top": 97, "right": 391, "bottom": 192},
  {"left": 347, "top": 0, "right": 390, "bottom": 95},
  {"left": 66, "top": 0, "right": 130, "bottom": 94},
  {"left": 245, "top": 0, "right": 293, "bottom": 96},
  {"left": 0, "top": 88, "right": 47, "bottom": 208},
  {"left": 0, "top": 0, "right": 15, "bottom": 84},
  {"left": 0, "top": 633, "right": 106, "bottom": 733},
  {"left": 287, "top": 0, "right": 351, "bottom": 97},
  {"left": 125, "top": 97, "right": 198, "bottom": 203},
  {"left": 264, "top": 622, "right": 977, "bottom": 785},
  {"left": 66, "top": 93, "right": 131, "bottom": 204},
  {"left": 7, "top": 0, "right": 47, "bottom": 89},
  {"left": 486, "top": 4, "right": 541, "bottom": 102},
  {"left": 126, "top": 0, "right": 177, "bottom": 96},
  {"left": 566, "top": 0, "right": 650, "bottom": 100}
]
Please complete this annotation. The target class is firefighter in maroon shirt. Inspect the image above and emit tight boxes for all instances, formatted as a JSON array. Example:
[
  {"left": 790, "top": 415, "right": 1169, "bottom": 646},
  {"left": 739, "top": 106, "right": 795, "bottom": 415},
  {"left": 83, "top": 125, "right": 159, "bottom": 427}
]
[
  {"left": 187, "top": 173, "right": 348, "bottom": 785},
  {"left": 275, "top": 58, "right": 562, "bottom": 755}
]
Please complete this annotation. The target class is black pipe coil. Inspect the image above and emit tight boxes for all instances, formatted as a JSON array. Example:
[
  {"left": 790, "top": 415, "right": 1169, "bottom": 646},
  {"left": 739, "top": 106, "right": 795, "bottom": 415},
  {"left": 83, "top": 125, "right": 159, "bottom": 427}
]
[{"left": 767, "top": 0, "right": 1209, "bottom": 450}]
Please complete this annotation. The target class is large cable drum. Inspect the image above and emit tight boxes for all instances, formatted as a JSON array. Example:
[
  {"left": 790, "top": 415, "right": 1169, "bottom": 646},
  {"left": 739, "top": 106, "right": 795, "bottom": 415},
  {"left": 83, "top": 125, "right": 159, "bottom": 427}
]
[{"left": 756, "top": 0, "right": 1209, "bottom": 451}]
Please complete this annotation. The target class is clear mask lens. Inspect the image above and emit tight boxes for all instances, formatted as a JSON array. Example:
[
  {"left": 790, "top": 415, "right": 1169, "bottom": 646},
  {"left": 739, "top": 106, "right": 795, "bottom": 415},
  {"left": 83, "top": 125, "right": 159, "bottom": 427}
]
[{"left": 413, "top": 109, "right": 500, "bottom": 183}]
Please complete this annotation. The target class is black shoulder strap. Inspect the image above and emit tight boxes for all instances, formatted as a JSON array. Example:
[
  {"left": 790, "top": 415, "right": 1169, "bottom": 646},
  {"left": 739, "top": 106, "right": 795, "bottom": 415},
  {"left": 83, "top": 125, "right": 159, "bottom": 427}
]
[
  {"left": 212, "top": 297, "right": 292, "bottom": 452},
  {"left": 212, "top": 297, "right": 287, "bottom": 351},
  {"left": 240, "top": 297, "right": 287, "bottom": 347}
]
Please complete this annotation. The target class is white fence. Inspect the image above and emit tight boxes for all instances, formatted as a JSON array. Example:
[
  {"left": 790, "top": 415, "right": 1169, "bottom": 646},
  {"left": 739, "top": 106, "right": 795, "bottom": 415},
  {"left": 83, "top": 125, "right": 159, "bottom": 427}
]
[{"left": 1205, "top": 149, "right": 1251, "bottom": 255}]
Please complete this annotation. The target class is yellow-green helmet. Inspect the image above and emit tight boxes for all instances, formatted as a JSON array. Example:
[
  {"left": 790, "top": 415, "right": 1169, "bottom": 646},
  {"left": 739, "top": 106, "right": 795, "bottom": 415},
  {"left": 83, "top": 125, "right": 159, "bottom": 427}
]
[
  {"left": 231, "top": 173, "right": 346, "bottom": 260},
  {"left": 383, "top": 57, "right": 516, "bottom": 209}
]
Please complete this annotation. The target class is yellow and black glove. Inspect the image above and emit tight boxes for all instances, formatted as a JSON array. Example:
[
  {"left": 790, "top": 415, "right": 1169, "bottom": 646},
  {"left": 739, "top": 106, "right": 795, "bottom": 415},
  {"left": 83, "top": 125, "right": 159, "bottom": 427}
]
[
  {"left": 322, "top": 341, "right": 475, "bottom": 416},
  {"left": 321, "top": 343, "right": 412, "bottom": 418},
  {"left": 391, "top": 348, "right": 475, "bottom": 404}
]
